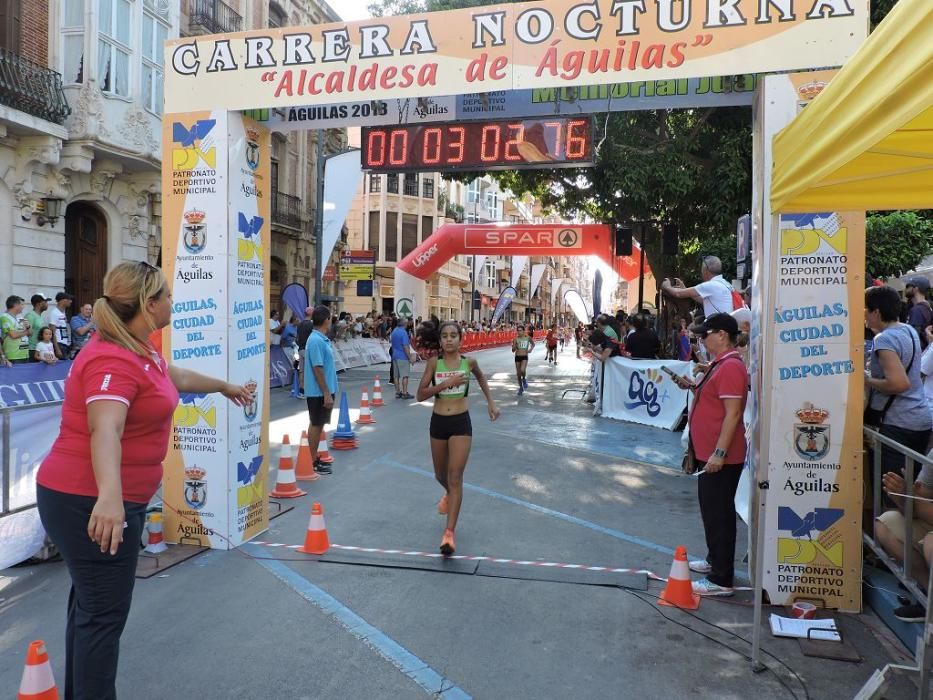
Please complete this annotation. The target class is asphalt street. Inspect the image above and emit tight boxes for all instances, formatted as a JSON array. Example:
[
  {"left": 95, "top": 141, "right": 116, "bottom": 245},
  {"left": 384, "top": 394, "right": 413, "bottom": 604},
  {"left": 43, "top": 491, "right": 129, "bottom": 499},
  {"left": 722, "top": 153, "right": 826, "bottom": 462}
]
[{"left": 0, "top": 342, "right": 918, "bottom": 699}]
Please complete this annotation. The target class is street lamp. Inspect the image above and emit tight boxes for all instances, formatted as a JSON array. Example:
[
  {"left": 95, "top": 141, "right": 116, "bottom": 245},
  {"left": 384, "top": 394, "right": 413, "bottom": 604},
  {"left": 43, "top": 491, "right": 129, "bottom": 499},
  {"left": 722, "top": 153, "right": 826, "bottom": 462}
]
[{"left": 35, "top": 195, "right": 64, "bottom": 227}]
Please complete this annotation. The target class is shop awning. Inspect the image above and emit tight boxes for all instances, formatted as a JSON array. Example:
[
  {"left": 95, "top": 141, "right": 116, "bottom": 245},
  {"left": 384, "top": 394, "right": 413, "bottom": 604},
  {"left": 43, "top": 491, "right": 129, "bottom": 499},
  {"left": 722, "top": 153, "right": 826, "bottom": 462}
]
[{"left": 770, "top": 0, "right": 933, "bottom": 214}]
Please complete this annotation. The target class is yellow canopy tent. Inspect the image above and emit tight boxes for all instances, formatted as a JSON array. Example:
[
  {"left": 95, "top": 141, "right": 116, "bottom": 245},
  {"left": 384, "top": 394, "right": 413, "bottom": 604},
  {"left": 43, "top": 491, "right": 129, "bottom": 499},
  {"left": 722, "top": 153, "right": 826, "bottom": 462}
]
[{"left": 770, "top": 0, "right": 933, "bottom": 214}]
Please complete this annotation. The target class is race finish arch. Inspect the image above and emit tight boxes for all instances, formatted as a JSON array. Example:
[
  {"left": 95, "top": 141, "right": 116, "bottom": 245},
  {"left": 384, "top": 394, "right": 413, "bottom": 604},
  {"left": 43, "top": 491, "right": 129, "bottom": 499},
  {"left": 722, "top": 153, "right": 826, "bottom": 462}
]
[
  {"left": 394, "top": 222, "right": 645, "bottom": 317},
  {"left": 159, "top": 0, "right": 871, "bottom": 618}
]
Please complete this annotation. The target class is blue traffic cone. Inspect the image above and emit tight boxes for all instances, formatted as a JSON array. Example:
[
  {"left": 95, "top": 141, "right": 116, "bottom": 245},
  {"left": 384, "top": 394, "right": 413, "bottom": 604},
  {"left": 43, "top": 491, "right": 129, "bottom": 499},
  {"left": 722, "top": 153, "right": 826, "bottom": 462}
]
[{"left": 331, "top": 391, "right": 358, "bottom": 450}]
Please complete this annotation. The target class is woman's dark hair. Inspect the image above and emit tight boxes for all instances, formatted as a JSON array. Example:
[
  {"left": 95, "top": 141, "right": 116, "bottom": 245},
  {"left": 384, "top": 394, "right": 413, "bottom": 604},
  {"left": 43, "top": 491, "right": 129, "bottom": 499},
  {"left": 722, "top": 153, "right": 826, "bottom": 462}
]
[
  {"left": 416, "top": 316, "right": 462, "bottom": 351},
  {"left": 865, "top": 286, "right": 902, "bottom": 322},
  {"left": 631, "top": 314, "right": 646, "bottom": 331},
  {"left": 588, "top": 329, "right": 609, "bottom": 347}
]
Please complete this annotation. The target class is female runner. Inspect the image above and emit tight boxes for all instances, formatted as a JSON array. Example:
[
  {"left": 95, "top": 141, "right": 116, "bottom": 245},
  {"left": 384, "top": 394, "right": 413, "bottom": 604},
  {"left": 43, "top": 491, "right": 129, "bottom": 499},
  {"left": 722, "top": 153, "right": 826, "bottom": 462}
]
[
  {"left": 417, "top": 319, "right": 500, "bottom": 554},
  {"left": 511, "top": 324, "right": 535, "bottom": 395}
]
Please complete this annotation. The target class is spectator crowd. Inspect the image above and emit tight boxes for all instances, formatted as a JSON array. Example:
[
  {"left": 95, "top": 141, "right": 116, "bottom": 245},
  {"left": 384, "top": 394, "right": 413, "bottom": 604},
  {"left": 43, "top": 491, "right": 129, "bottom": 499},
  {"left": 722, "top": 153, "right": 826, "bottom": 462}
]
[{"left": 1, "top": 291, "right": 96, "bottom": 367}]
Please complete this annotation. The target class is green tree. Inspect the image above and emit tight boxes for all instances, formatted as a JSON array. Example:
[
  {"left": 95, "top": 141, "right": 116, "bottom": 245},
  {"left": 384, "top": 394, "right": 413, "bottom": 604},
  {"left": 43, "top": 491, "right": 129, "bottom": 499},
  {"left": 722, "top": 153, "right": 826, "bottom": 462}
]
[{"left": 865, "top": 212, "right": 933, "bottom": 280}]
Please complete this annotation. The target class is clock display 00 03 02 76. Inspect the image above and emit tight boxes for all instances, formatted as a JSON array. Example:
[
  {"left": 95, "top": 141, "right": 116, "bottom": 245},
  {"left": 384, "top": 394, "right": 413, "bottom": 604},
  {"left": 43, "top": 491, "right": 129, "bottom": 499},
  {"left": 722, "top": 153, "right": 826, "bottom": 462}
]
[{"left": 361, "top": 117, "right": 594, "bottom": 173}]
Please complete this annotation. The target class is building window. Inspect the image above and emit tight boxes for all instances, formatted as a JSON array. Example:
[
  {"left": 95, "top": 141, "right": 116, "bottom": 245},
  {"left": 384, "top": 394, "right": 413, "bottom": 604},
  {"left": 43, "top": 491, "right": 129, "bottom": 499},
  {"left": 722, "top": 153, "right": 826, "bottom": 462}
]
[
  {"left": 484, "top": 261, "right": 496, "bottom": 289},
  {"left": 403, "top": 175, "right": 419, "bottom": 197},
  {"left": 141, "top": 5, "right": 168, "bottom": 115},
  {"left": 269, "top": 3, "right": 287, "bottom": 28},
  {"left": 467, "top": 178, "right": 480, "bottom": 204},
  {"left": 1, "top": 0, "right": 22, "bottom": 54},
  {"left": 367, "top": 211, "right": 380, "bottom": 261},
  {"left": 422, "top": 177, "right": 434, "bottom": 199},
  {"left": 61, "top": 0, "right": 85, "bottom": 84},
  {"left": 99, "top": 0, "right": 131, "bottom": 97},
  {"left": 387, "top": 173, "right": 399, "bottom": 194},
  {"left": 421, "top": 215, "right": 433, "bottom": 242},
  {"left": 402, "top": 214, "right": 418, "bottom": 258},
  {"left": 385, "top": 212, "right": 398, "bottom": 262},
  {"left": 369, "top": 174, "right": 381, "bottom": 193}
]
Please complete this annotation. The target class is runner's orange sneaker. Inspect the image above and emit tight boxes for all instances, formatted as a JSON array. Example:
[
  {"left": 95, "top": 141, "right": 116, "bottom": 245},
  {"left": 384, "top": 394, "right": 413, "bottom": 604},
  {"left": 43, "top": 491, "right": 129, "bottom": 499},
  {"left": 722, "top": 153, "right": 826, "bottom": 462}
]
[
  {"left": 440, "top": 528, "right": 456, "bottom": 556},
  {"left": 437, "top": 493, "right": 448, "bottom": 515}
]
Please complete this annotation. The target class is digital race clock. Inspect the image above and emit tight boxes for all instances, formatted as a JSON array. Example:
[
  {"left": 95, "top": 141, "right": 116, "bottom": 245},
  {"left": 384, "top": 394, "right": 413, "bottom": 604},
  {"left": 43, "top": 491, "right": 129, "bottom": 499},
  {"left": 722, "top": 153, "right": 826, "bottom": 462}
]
[{"left": 361, "top": 117, "right": 594, "bottom": 173}]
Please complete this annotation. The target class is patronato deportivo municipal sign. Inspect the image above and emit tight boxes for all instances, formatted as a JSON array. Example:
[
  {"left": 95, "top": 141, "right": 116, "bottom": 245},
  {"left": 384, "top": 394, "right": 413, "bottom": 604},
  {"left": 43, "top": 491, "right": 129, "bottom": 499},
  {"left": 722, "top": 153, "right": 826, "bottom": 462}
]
[{"left": 164, "top": 0, "right": 866, "bottom": 113}]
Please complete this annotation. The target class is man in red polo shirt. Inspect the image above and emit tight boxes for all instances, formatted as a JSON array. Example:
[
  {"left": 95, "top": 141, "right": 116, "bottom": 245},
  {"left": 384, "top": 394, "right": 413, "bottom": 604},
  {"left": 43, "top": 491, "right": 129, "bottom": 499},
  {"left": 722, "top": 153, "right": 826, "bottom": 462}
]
[{"left": 672, "top": 313, "right": 748, "bottom": 597}]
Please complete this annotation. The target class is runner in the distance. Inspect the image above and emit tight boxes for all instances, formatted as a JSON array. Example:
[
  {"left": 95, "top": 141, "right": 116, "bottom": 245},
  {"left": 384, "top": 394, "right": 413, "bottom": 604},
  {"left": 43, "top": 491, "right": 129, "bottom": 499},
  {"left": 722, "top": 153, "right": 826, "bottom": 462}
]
[
  {"left": 545, "top": 324, "right": 558, "bottom": 364},
  {"left": 511, "top": 324, "right": 535, "bottom": 395},
  {"left": 416, "top": 319, "right": 500, "bottom": 555}
]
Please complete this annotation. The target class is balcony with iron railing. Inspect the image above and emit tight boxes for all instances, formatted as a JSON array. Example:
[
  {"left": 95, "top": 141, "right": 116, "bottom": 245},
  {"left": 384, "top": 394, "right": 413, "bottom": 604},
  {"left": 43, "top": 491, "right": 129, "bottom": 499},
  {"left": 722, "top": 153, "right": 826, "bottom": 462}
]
[
  {"left": 0, "top": 49, "right": 71, "bottom": 125},
  {"left": 185, "top": 0, "right": 243, "bottom": 35},
  {"left": 272, "top": 191, "right": 303, "bottom": 231}
]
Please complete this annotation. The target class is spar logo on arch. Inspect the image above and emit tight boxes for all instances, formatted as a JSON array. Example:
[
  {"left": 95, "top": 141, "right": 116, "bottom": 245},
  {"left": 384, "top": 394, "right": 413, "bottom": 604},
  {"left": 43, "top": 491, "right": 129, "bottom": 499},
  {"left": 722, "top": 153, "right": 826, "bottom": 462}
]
[{"left": 463, "top": 226, "right": 583, "bottom": 249}]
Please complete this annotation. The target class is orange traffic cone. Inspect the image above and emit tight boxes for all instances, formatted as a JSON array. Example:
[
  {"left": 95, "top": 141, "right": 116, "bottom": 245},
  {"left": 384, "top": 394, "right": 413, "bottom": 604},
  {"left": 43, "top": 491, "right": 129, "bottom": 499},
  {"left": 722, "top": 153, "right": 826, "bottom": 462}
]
[
  {"left": 356, "top": 388, "right": 376, "bottom": 424},
  {"left": 17, "top": 641, "right": 58, "bottom": 700},
  {"left": 371, "top": 377, "right": 385, "bottom": 407},
  {"left": 297, "top": 502, "right": 330, "bottom": 554},
  {"left": 658, "top": 545, "right": 701, "bottom": 610},
  {"left": 279, "top": 434, "right": 292, "bottom": 464},
  {"left": 295, "top": 430, "right": 319, "bottom": 481},
  {"left": 270, "top": 436, "right": 306, "bottom": 498},
  {"left": 317, "top": 430, "right": 334, "bottom": 465},
  {"left": 144, "top": 512, "right": 168, "bottom": 554}
]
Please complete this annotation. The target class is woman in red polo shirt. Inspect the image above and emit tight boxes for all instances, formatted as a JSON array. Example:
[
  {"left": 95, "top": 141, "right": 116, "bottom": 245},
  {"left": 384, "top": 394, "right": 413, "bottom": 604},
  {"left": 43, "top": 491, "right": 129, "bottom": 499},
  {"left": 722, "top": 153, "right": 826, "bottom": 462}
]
[
  {"left": 36, "top": 261, "right": 253, "bottom": 699},
  {"left": 671, "top": 313, "right": 748, "bottom": 597}
]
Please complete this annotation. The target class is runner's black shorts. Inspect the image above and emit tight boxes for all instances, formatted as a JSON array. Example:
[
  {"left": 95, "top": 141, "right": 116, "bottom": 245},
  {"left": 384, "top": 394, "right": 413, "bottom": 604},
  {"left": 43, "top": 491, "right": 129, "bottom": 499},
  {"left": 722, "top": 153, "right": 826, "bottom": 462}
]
[
  {"left": 430, "top": 411, "right": 472, "bottom": 440},
  {"left": 306, "top": 394, "right": 335, "bottom": 427},
  {"left": 514, "top": 354, "right": 528, "bottom": 365}
]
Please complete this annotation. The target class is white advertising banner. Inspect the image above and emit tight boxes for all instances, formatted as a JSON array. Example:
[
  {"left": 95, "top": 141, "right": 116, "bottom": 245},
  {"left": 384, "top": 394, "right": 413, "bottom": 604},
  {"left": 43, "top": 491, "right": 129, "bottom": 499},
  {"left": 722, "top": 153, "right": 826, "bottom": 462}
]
[
  {"left": 332, "top": 338, "right": 391, "bottom": 371},
  {"left": 320, "top": 150, "right": 364, "bottom": 283},
  {"left": 760, "top": 211, "right": 865, "bottom": 611},
  {"left": 161, "top": 111, "right": 271, "bottom": 549},
  {"left": 529, "top": 263, "right": 546, "bottom": 300},
  {"left": 600, "top": 358, "right": 692, "bottom": 430},
  {"left": 510, "top": 255, "right": 528, "bottom": 288},
  {"left": 225, "top": 114, "right": 272, "bottom": 545}
]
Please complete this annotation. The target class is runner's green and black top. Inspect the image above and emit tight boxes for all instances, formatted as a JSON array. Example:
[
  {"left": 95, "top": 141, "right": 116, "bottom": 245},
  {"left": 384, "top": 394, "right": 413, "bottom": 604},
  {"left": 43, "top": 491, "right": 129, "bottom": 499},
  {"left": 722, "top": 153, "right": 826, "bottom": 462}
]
[
  {"left": 514, "top": 336, "right": 532, "bottom": 363},
  {"left": 430, "top": 356, "right": 472, "bottom": 439}
]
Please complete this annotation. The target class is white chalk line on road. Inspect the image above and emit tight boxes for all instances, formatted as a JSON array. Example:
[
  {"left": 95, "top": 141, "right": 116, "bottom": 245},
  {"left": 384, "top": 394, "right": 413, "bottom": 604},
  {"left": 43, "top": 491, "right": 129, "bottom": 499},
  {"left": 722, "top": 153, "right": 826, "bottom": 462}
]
[{"left": 249, "top": 541, "right": 668, "bottom": 581}]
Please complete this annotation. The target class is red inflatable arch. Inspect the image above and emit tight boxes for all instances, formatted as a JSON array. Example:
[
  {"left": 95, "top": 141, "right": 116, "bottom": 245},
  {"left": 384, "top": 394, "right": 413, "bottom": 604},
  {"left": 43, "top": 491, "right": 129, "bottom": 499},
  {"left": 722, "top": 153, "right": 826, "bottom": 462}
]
[{"left": 397, "top": 223, "right": 648, "bottom": 282}]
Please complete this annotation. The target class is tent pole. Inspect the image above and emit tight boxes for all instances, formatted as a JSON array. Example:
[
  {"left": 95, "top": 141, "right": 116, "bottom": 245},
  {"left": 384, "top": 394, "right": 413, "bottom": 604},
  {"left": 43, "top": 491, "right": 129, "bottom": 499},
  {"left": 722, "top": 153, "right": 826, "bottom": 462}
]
[{"left": 751, "top": 476, "right": 768, "bottom": 672}]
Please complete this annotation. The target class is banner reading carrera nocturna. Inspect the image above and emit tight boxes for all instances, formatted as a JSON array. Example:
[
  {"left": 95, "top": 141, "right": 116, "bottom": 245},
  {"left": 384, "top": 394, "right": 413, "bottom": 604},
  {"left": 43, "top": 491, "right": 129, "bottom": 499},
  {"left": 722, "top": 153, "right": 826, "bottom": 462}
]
[{"left": 164, "top": 0, "right": 867, "bottom": 113}]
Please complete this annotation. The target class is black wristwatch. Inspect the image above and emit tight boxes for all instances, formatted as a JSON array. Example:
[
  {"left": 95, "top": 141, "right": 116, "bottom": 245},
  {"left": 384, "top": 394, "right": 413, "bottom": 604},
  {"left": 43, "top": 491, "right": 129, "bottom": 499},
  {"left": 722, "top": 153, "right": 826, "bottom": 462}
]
[{"left": 713, "top": 448, "right": 727, "bottom": 460}]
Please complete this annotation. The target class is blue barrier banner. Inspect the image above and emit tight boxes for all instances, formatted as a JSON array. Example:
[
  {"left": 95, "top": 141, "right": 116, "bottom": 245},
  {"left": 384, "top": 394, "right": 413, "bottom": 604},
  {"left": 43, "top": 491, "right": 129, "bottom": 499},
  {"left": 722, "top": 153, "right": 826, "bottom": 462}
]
[{"left": 0, "top": 361, "right": 71, "bottom": 408}]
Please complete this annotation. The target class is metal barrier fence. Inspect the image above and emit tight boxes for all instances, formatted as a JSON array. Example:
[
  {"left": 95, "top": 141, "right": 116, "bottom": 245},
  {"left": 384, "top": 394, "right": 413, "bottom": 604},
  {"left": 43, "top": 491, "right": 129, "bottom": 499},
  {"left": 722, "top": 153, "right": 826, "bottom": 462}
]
[
  {"left": 1, "top": 400, "right": 62, "bottom": 518},
  {"left": 858, "top": 427, "right": 932, "bottom": 699}
]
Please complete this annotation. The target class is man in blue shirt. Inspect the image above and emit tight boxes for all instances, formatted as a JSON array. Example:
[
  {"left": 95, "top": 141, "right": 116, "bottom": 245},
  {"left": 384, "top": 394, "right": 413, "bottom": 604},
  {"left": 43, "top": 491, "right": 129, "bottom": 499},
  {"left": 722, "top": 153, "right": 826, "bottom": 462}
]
[
  {"left": 304, "top": 306, "right": 338, "bottom": 474},
  {"left": 70, "top": 303, "right": 96, "bottom": 358},
  {"left": 390, "top": 317, "right": 415, "bottom": 399}
]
